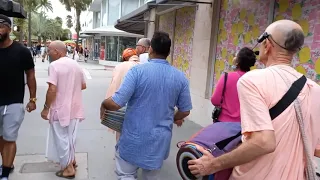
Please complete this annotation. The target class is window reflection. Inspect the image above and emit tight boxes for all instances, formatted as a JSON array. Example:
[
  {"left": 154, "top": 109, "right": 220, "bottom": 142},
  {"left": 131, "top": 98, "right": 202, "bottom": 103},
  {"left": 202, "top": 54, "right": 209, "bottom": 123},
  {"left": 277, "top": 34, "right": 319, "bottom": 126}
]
[
  {"left": 118, "top": 37, "right": 137, "bottom": 62},
  {"left": 105, "top": 36, "right": 118, "bottom": 61},
  {"left": 108, "top": 0, "right": 120, "bottom": 26},
  {"left": 121, "top": 0, "right": 139, "bottom": 16}
]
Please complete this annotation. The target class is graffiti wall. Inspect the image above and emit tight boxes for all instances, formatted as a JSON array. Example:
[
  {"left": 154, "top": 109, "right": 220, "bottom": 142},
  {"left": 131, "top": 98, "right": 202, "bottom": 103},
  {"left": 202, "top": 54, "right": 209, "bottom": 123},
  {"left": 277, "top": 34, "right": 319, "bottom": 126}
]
[
  {"left": 274, "top": 0, "right": 320, "bottom": 84},
  {"left": 213, "top": 0, "right": 271, "bottom": 90},
  {"left": 172, "top": 7, "right": 196, "bottom": 79},
  {"left": 158, "top": 11, "right": 175, "bottom": 63}
]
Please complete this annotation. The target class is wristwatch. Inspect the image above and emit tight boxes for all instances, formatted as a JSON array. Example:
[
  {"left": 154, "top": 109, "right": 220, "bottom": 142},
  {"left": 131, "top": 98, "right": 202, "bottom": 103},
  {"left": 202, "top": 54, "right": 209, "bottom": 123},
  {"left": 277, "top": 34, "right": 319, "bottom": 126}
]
[{"left": 29, "top": 98, "right": 37, "bottom": 103}]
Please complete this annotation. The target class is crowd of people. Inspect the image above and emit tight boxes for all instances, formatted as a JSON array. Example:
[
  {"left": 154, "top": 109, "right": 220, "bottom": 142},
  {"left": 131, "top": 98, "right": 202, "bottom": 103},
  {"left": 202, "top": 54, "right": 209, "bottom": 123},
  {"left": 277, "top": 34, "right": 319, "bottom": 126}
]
[{"left": 0, "top": 12, "right": 320, "bottom": 180}]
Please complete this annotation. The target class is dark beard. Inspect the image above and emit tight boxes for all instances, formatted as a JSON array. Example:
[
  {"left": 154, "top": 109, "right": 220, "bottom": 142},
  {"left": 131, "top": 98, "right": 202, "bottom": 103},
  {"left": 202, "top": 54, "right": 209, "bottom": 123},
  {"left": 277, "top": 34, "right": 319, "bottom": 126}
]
[{"left": 0, "top": 32, "right": 9, "bottom": 43}]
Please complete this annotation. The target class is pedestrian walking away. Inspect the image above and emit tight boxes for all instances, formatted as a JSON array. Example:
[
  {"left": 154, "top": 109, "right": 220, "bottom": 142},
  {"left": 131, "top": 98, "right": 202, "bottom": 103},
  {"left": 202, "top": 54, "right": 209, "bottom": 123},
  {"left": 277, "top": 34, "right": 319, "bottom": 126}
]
[
  {"left": 101, "top": 31, "right": 192, "bottom": 179},
  {"left": 0, "top": 14, "right": 37, "bottom": 180},
  {"left": 41, "top": 40, "right": 87, "bottom": 179},
  {"left": 188, "top": 20, "right": 320, "bottom": 180}
]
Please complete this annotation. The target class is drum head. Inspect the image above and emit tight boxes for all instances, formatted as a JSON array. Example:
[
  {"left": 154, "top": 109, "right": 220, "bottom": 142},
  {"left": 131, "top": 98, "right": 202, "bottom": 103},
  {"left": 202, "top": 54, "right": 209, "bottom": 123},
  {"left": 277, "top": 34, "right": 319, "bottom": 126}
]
[{"left": 176, "top": 144, "right": 210, "bottom": 180}]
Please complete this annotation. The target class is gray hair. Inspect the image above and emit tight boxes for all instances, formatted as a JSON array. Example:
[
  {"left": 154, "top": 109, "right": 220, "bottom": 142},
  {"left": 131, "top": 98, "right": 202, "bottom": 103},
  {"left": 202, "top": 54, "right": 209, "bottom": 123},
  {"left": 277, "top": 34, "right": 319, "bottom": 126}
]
[
  {"left": 284, "top": 29, "right": 305, "bottom": 53},
  {"left": 138, "top": 38, "right": 151, "bottom": 47}
]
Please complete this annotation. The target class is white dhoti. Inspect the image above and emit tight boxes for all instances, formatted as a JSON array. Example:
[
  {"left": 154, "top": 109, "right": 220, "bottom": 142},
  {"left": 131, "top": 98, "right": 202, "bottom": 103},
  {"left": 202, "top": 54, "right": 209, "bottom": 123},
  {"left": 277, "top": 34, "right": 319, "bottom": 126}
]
[{"left": 46, "top": 119, "right": 79, "bottom": 169}]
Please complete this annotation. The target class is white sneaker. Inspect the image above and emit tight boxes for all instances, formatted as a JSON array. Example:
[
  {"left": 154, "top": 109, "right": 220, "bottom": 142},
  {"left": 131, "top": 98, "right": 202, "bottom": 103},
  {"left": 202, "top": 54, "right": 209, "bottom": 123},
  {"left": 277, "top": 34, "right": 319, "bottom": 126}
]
[{"left": 1, "top": 177, "right": 8, "bottom": 180}]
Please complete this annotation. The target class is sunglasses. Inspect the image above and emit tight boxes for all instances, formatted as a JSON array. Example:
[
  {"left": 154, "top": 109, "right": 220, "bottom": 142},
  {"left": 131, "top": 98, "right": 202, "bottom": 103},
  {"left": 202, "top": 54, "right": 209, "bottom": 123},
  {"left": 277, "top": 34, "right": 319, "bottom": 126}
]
[{"left": 252, "top": 32, "right": 301, "bottom": 52}]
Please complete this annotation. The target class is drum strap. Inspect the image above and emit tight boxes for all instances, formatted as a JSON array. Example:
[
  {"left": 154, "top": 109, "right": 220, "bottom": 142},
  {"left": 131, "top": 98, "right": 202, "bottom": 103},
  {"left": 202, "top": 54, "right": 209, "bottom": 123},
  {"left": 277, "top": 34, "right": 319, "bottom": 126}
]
[{"left": 216, "top": 75, "right": 307, "bottom": 150}]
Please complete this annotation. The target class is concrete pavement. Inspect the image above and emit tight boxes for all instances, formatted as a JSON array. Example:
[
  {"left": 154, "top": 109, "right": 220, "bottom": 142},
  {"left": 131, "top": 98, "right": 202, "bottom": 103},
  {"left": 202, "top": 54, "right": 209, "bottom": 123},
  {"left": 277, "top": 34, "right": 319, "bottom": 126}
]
[
  {"left": 6, "top": 58, "right": 320, "bottom": 179},
  {"left": 8, "top": 58, "right": 203, "bottom": 180}
]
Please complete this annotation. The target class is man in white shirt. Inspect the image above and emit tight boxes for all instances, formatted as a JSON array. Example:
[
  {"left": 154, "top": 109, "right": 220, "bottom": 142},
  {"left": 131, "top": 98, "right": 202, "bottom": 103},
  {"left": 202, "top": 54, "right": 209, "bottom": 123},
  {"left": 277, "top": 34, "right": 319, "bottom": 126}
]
[{"left": 135, "top": 38, "right": 151, "bottom": 64}]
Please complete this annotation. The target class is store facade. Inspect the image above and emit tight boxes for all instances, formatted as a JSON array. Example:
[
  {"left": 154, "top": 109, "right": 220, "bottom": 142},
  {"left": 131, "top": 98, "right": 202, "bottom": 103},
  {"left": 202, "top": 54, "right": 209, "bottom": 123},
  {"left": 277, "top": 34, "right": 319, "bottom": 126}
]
[
  {"left": 213, "top": 0, "right": 320, "bottom": 88},
  {"left": 115, "top": 0, "right": 320, "bottom": 126}
]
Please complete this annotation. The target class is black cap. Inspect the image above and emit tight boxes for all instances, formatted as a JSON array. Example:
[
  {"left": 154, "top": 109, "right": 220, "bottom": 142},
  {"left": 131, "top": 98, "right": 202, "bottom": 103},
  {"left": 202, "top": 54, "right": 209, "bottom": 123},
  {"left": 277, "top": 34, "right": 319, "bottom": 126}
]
[{"left": 0, "top": 14, "right": 12, "bottom": 26}]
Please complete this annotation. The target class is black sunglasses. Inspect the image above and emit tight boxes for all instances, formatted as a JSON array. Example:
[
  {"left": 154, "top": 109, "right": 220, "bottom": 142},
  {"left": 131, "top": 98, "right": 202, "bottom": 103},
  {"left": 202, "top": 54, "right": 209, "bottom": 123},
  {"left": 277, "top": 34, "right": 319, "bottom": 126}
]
[{"left": 252, "top": 32, "right": 301, "bottom": 52}]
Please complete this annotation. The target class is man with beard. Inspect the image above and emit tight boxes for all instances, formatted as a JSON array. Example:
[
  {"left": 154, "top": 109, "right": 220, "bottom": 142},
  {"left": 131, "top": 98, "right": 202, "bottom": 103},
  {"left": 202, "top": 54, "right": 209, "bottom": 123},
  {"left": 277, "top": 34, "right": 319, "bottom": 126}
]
[{"left": 0, "top": 14, "right": 37, "bottom": 180}]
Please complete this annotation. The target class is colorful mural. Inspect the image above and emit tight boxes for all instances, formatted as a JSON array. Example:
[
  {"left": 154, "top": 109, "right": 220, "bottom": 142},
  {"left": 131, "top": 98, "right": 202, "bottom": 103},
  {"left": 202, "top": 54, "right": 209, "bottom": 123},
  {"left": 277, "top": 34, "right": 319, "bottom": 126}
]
[
  {"left": 172, "top": 7, "right": 196, "bottom": 79},
  {"left": 213, "top": 0, "right": 271, "bottom": 90},
  {"left": 274, "top": 0, "right": 320, "bottom": 84},
  {"left": 158, "top": 11, "right": 175, "bottom": 63}
]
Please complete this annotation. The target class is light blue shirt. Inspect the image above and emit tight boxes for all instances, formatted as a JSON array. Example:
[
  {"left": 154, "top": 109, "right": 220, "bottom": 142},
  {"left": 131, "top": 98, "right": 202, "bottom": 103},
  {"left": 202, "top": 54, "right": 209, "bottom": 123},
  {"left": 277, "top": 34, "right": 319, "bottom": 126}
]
[{"left": 112, "top": 59, "right": 192, "bottom": 170}]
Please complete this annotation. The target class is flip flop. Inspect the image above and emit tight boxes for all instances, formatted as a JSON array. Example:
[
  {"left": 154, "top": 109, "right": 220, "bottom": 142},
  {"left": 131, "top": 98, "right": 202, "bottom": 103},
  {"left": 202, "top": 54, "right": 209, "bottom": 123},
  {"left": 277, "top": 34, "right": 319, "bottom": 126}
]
[{"left": 55, "top": 170, "right": 75, "bottom": 179}]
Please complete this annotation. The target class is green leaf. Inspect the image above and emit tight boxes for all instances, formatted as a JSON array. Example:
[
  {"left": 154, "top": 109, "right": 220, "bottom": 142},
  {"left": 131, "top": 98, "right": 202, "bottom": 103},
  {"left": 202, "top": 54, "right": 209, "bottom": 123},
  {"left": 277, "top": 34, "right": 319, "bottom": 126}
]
[
  {"left": 307, "top": 32, "right": 312, "bottom": 36},
  {"left": 316, "top": 74, "right": 320, "bottom": 80},
  {"left": 308, "top": 59, "right": 313, "bottom": 64}
]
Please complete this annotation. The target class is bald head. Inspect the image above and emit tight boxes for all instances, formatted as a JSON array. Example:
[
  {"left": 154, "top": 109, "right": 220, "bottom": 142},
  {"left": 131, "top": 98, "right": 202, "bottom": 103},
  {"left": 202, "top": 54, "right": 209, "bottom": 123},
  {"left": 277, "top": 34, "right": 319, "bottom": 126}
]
[
  {"left": 50, "top": 40, "right": 67, "bottom": 54},
  {"left": 48, "top": 40, "right": 67, "bottom": 61},
  {"left": 266, "top": 20, "right": 304, "bottom": 53}
]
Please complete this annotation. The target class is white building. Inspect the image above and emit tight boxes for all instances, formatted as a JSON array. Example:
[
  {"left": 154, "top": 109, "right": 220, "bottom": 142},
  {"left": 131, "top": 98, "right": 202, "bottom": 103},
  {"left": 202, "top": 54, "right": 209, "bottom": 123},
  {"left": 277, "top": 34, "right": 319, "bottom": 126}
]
[{"left": 80, "top": 0, "right": 147, "bottom": 67}]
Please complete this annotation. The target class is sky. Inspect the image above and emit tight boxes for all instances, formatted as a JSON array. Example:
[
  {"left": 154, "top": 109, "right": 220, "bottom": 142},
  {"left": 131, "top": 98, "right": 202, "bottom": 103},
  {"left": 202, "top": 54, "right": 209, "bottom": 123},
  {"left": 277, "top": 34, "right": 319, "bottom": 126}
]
[{"left": 46, "top": 0, "right": 75, "bottom": 33}]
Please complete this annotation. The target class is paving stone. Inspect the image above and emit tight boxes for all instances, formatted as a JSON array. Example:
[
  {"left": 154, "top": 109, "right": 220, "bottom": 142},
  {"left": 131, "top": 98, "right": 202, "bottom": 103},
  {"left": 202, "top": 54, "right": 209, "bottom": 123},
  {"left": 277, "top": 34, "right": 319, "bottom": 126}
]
[{"left": 4, "top": 153, "right": 88, "bottom": 180}]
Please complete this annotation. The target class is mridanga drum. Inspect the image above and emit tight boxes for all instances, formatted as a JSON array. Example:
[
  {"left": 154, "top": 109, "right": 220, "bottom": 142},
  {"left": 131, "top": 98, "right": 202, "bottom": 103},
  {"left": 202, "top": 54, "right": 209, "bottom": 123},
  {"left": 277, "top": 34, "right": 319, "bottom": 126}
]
[
  {"left": 101, "top": 107, "right": 126, "bottom": 132},
  {"left": 176, "top": 122, "right": 242, "bottom": 180}
]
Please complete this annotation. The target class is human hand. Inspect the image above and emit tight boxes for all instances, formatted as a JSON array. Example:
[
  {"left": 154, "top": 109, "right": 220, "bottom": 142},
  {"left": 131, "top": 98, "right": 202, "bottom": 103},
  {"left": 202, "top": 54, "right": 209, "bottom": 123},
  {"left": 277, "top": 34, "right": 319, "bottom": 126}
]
[
  {"left": 26, "top": 101, "right": 36, "bottom": 112},
  {"left": 100, "top": 104, "right": 106, "bottom": 120},
  {"left": 188, "top": 145, "right": 217, "bottom": 177},
  {"left": 41, "top": 108, "right": 49, "bottom": 120},
  {"left": 174, "top": 119, "right": 184, "bottom": 127}
]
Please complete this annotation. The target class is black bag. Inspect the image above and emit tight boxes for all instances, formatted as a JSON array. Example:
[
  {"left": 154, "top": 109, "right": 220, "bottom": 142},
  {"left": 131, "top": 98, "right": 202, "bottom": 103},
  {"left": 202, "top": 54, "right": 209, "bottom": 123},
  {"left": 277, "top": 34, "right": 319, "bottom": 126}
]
[{"left": 212, "top": 72, "right": 228, "bottom": 122}]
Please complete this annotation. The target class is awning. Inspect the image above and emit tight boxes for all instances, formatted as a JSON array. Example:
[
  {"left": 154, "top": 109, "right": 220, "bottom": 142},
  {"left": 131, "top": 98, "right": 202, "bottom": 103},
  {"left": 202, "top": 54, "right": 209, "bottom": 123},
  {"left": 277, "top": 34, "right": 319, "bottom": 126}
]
[
  {"left": 114, "top": 1, "right": 157, "bottom": 35},
  {"left": 115, "top": 0, "right": 211, "bottom": 35},
  {"left": 0, "top": 0, "right": 27, "bottom": 19},
  {"left": 80, "top": 26, "right": 144, "bottom": 38}
]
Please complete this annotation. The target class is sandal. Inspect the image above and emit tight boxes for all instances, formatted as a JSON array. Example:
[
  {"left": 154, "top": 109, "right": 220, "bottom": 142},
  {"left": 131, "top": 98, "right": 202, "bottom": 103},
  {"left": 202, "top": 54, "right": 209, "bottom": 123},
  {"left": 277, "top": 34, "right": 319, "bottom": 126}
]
[{"left": 55, "top": 170, "right": 75, "bottom": 179}]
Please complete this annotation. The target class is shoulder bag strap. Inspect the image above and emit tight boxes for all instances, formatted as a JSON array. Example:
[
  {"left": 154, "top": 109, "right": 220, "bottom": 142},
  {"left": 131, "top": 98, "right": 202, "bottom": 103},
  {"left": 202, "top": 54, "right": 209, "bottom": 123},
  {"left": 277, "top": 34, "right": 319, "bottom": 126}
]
[
  {"left": 220, "top": 72, "right": 228, "bottom": 105},
  {"left": 278, "top": 74, "right": 317, "bottom": 180},
  {"left": 216, "top": 75, "right": 307, "bottom": 150}
]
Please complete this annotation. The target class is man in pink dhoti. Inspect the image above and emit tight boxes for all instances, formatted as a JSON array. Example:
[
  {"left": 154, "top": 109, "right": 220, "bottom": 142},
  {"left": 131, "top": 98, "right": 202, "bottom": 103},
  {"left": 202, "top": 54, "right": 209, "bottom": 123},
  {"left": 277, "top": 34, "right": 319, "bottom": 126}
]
[
  {"left": 41, "top": 40, "right": 86, "bottom": 179},
  {"left": 105, "top": 48, "right": 139, "bottom": 142}
]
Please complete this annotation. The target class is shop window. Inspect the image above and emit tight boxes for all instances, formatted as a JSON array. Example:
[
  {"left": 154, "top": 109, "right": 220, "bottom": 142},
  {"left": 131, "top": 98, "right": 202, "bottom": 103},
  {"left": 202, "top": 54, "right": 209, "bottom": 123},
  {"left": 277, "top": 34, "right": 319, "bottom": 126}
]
[
  {"left": 139, "top": 0, "right": 145, "bottom": 6},
  {"left": 100, "top": 37, "right": 106, "bottom": 60},
  {"left": 95, "top": 12, "right": 101, "bottom": 28},
  {"left": 121, "top": 0, "right": 139, "bottom": 17},
  {"left": 108, "top": 0, "right": 120, "bottom": 25},
  {"left": 274, "top": 0, "right": 320, "bottom": 84},
  {"left": 105, "top": 36, "right": 118, "bottom": 61},
  {"left": 118, "top": 37, "right": 137, "bottom": 62}
]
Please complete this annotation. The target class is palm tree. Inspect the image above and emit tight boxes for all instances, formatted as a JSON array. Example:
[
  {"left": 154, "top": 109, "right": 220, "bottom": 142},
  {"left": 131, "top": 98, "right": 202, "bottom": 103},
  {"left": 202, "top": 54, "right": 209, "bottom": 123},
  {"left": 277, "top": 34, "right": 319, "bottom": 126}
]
[
  {"left": 60, "top": 0, "right": 92, "bottom": 49},
  {"left": 66, "top": 15, "right": 73, "bottom": 29},
  {"left": 23, "top": 0, "right": 53, "bottom": 46}
]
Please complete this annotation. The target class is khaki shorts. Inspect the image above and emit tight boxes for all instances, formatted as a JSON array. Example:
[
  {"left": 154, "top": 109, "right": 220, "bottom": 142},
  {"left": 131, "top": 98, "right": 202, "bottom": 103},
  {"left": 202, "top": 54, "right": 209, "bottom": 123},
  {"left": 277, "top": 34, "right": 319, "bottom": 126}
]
[{"left": 0, "top": 104, "right": 25, "bottom": 141}]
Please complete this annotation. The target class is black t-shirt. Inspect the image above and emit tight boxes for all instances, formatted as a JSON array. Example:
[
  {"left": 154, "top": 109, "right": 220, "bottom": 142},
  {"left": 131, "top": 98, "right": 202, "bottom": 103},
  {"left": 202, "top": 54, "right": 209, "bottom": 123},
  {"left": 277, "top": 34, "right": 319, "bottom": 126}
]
[{"left": 0, "top": 41, "right": 35, "bottom": 106}]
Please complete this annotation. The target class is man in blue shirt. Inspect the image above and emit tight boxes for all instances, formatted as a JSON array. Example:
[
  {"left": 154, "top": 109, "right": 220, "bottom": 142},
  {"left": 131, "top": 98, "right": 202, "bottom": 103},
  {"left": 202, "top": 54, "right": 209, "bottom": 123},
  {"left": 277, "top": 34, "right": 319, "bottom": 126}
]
[{"left": 101, "top": 31, "right": 192, "bottom": 179}]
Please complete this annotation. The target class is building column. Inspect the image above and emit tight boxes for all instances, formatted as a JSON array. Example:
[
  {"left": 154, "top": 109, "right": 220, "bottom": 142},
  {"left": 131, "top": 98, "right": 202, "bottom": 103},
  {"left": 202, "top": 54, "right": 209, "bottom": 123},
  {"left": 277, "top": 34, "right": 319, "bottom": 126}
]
[{"left": 146, "top": 8, "right": 156, "bottom": 38}]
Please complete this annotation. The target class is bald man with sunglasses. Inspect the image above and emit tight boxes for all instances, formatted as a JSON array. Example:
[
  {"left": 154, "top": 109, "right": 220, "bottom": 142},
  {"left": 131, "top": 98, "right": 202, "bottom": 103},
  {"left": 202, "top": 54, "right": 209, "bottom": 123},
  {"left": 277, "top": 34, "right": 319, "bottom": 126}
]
[{"left": 188, "top": 20, "right": 320, "bottom": 180}]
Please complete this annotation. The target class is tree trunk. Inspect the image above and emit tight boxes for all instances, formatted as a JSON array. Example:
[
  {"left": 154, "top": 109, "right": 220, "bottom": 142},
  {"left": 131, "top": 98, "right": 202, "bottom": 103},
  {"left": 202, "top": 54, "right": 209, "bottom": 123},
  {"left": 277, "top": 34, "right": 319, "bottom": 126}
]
[
  {"left": 28, "top": 10, "right": 32, "bottom": 46},
  {"left": 19, "top": 0, "right": 24, "bottom": 43},
  {"left": 75, "top": 9, "right": 81, "bottom": 51}
]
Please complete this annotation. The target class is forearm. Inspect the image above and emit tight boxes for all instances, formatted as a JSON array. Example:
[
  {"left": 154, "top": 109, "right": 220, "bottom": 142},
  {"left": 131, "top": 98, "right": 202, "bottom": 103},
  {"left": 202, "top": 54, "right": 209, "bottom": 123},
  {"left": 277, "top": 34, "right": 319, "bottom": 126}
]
[
  {"left": 27, "top": 76, "right": 37, "bottom": 98},
  {"left": 174, "top": 111, "right": 190, "bottom": 121},
  {"left": 45, "top": 90, "right": 56, "bottom": 108},
  {"left": 212, "top": 133, "right": 275, "bottom": 173},
  {"left": 102, "top": 98, "right": 121, "bottom": 111}
]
